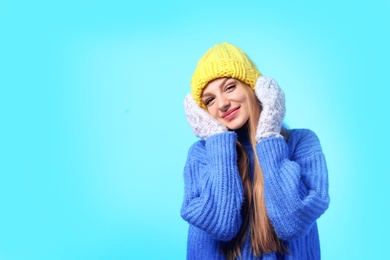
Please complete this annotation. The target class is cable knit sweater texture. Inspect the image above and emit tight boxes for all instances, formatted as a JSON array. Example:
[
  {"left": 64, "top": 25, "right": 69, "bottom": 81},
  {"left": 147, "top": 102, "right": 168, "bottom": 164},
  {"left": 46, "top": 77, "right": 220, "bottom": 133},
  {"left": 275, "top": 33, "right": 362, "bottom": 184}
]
[{"left": 181, "top": 128, "right": 329, "bottom": 259}]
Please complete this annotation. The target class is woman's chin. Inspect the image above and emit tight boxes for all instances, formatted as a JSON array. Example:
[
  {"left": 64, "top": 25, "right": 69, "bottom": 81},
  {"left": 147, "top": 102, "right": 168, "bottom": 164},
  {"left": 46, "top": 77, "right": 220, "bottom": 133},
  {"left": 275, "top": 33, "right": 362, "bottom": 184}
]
[{"left": 225, "top": 120, "right": 249, "bottom": 131}]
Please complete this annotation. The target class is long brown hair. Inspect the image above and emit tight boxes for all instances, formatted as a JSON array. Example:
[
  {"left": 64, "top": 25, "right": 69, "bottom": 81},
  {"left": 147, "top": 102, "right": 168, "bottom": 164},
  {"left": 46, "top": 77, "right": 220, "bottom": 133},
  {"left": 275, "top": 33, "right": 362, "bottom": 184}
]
[{"left": 221, "top": 83, "right": 289, "bottom": 259}]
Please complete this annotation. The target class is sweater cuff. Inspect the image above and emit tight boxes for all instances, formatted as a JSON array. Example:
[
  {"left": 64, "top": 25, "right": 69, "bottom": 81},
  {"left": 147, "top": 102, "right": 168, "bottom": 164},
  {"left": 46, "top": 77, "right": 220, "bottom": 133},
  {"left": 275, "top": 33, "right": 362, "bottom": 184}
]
[
  {"left": 205, "top": 132, "right": 237, "bottom": 161},
  {"left": 256, "top": 136, "right": 289, "bottom": 170},
  {"left": 206, "top": 131, "right": 237, "bottom": 147}
]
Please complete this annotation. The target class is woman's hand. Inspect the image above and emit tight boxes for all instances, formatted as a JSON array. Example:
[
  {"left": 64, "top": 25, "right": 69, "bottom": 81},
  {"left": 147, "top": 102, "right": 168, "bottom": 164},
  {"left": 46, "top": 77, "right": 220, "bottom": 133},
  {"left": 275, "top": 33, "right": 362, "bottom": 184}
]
[
  {"left": 254, "top": 76, "right": 286, "bottom": 142},
  {"left": 184, "top": 94, "right": 227, "bottom": 139}
]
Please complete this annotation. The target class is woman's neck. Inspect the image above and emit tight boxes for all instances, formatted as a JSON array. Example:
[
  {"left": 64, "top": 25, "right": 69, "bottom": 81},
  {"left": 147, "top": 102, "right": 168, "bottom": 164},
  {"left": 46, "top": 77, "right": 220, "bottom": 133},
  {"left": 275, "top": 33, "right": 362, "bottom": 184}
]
[{"left": 235, "top": 126, "right": 250, "bottom": 146}]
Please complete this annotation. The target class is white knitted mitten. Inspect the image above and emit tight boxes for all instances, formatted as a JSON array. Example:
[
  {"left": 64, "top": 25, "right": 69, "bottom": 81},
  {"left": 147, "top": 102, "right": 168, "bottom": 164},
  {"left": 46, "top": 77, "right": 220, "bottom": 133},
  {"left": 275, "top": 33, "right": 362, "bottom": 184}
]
[
  {"left": 254, "top": 76, "right": 286, "bottom": 142},
  {"left": 184, "top": 94, "right": 228, "bottom": 139}
]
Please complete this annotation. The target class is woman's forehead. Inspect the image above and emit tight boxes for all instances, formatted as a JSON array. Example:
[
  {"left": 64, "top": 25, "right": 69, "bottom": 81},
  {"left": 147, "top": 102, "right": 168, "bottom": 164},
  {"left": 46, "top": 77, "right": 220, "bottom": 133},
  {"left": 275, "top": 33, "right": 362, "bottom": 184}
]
[{"left": 202, "top": 78, "right": 238, "bottom": 96}]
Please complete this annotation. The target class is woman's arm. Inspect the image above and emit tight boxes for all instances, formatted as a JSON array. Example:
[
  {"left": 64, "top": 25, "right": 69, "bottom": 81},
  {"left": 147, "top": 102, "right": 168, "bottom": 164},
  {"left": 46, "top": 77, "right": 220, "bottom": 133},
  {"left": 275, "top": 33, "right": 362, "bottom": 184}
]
[
  {"left": 257, "top": 129, "right": 330, "bottom": 241},
  {"left": 181, "top": 132, "right": 244, "bottom": 241}
]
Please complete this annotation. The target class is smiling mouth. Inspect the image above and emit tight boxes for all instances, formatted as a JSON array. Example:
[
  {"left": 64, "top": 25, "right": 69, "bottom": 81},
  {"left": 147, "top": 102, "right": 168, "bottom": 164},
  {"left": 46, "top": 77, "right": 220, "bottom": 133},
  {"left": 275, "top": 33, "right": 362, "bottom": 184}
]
[{"left": 222, "top": 108, "right": 239, "bottom": 120}]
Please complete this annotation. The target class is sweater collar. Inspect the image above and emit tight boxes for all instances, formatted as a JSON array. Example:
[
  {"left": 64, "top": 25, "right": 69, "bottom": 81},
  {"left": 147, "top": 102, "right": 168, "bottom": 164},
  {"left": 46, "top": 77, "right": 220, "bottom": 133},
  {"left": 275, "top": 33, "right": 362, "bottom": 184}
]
[{"left": 235, "top": 128, "right": 251, "bottom": 146}]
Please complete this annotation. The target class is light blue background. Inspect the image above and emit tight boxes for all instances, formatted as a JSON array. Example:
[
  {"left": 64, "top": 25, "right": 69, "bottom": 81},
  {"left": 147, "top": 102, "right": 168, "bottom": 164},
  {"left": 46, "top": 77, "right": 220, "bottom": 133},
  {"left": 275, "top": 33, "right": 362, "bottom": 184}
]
[{"left": 1, "top": 0, "right": 389, "bottom": 259}]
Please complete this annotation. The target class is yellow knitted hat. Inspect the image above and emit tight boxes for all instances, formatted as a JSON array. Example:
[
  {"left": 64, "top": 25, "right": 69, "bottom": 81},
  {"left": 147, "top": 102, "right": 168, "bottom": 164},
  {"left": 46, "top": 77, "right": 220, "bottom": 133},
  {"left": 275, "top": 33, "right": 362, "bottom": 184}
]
[{"left": 191, "top": 42, "right": 261, "bottom": 108}]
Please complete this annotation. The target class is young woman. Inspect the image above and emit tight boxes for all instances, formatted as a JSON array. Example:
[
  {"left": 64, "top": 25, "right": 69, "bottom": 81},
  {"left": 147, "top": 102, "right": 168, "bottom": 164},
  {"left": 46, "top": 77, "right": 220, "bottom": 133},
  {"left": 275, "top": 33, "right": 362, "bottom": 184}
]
[{"left": 181, "top": 42, "right": 330, "bottom": 260}]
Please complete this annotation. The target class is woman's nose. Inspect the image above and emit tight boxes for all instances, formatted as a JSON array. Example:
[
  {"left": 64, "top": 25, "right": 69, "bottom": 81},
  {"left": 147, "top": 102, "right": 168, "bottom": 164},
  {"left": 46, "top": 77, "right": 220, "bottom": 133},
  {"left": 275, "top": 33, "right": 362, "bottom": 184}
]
[{"left": 218, "top": 96, "right": 230, "bottom": 112}]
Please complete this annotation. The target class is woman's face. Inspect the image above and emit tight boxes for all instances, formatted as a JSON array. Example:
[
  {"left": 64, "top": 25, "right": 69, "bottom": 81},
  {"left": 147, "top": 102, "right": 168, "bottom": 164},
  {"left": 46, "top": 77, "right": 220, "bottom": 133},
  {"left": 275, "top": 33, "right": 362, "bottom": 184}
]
[{"left": 201, "top": 78, "right": 252, "bottom": 130}]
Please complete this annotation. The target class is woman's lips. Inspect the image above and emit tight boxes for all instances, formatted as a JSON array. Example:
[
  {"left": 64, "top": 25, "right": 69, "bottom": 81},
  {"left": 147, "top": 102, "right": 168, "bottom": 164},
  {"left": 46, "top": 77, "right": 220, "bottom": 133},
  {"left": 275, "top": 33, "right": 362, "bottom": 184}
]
[{"left": 222, "top": 108, "right": 239, "bottom": 121}]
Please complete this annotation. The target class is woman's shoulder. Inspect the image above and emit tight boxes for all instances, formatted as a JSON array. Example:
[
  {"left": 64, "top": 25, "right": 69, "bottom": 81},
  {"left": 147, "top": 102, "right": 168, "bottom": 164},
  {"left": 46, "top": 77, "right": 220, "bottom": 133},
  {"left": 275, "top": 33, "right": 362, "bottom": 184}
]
[
  {"left": 186, "top": 138, "right": 208, "bottom": 164},
  {"left": 288, "top": 128, "right": 320, "bottom": 141},
  {"left": 286, "top": 128, "right": 323, "bottom": 159},
  {"left": 188, "top": 139, "right": 206, "bottom": 153}
]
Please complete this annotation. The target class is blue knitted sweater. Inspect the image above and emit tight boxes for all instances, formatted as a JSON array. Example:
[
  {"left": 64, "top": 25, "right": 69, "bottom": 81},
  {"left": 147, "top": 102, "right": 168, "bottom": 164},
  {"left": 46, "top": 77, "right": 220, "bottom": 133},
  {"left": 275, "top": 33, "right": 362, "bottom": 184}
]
[{"left": 181, "top": 129, "right": 329, "bottom": 259}]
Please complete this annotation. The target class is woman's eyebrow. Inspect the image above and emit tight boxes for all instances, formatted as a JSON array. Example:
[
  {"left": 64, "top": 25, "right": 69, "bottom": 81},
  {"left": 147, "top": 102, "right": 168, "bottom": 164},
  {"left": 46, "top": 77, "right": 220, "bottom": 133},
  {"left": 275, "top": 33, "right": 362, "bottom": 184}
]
[
  {"left": 218, "top": 78, "right": 231, "bottom": 89},
  {"left": 202, "top": 78, "right": 230, "bottom": 98},
  {"left": 201, "top": 92, "right": 212, "bottom": 99}
]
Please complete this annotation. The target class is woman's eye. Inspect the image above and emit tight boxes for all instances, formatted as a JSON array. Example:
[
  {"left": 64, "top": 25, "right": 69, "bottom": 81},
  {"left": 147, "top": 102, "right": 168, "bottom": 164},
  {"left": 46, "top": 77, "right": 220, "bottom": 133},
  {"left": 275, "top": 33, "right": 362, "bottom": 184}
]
[
  {"left": 204, "top": 98, "right": 214, "bottom": 106},
  {"left": 225, "top": 85, "right": 236, "bottom": 91}
]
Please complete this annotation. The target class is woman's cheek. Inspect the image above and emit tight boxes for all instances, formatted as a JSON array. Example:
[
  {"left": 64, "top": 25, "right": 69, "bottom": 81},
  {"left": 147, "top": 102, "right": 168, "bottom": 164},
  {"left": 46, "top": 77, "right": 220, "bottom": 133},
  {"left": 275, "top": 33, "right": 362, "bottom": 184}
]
[
  {"left": 218, "top": 118, "right": 228, "bottom": 127},
  {"left": 207, "top": 107, "right": 219, "bottom": 121}
]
